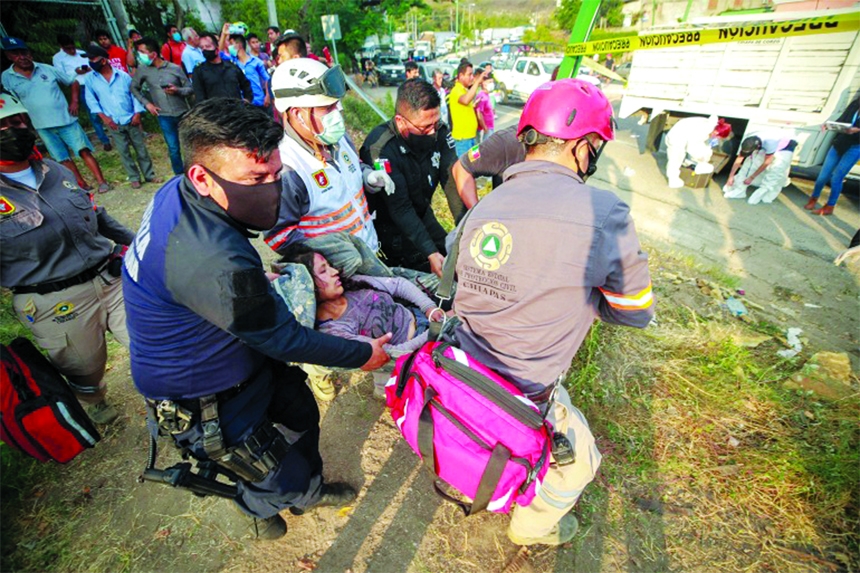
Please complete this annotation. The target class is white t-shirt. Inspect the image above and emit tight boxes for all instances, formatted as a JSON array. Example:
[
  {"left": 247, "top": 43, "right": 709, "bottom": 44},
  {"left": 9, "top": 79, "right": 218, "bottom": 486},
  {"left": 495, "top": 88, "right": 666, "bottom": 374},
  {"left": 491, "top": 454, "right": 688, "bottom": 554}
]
[
  {"left": 3, "top": 166, "right": 38, "bottom": 190},
  {"left": 52, "top": 49, "right": 89, "bottom": 79}
]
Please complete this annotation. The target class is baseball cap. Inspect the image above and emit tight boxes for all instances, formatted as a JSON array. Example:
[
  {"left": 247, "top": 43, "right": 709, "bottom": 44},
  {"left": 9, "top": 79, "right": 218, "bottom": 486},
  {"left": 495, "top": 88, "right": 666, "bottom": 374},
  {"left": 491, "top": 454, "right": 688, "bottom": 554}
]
[
  {"left": 1, "top": 37, "right": 29, "bottom": 51},
  {"left": 86, "top": 44, "right": 110, "bottom": 60},
  {"left": 739, "top": 136, "right": 762, "bottom": 157}
]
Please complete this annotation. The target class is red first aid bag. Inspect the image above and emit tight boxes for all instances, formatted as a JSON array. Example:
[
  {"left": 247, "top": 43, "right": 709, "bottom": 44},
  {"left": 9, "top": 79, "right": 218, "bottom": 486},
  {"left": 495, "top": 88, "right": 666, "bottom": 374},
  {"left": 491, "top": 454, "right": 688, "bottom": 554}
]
[
  {"left": 1, "top": 338, "right": 100, "bottom": 463},
  {"left": 386, "top": 341, "right": 552, "bottom": 515}
]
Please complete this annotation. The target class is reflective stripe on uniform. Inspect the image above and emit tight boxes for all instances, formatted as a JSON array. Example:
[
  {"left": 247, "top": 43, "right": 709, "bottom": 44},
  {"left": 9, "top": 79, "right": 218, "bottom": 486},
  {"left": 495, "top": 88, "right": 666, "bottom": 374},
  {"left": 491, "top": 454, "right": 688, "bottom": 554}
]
[{"left": 599, "top": 283, "right": 653, "bottom": 310}]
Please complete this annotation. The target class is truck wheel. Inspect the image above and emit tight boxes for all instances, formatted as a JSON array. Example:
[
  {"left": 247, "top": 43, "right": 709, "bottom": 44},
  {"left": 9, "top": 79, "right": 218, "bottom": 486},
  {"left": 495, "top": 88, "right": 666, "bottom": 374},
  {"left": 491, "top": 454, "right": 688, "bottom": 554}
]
[{"left": 498, "top": 83, "right": 509, "bottom": 104}]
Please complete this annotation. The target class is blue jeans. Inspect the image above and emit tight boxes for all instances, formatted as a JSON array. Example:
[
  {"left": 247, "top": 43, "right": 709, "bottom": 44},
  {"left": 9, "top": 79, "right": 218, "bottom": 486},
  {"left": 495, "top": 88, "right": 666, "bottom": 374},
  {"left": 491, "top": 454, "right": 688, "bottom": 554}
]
[
  {"left": 157, "top": 115, "right": 184, "bottom": 175},
  {"left": 812, "top": 144, "right": 860, "bottom": 206},
  {"left": 454, "top": 137, "right": 476, "bottom": 158}
]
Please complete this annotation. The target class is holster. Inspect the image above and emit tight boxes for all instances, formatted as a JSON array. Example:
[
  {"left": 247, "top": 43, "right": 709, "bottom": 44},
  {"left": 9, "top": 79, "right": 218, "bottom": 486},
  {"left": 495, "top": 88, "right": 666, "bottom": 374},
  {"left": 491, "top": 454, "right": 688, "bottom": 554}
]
[{"left": 147, "top": 392, "right": 291, "bottom": 484}]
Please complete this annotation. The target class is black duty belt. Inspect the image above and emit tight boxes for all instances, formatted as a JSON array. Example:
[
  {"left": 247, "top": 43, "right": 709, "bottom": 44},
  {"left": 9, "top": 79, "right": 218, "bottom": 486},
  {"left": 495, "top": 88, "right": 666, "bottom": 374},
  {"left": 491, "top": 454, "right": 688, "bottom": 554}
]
[
  {"left": 12, "top": 257, "right": 109, "bottom": 295},
  {"left": 171, "top": 377, "right": 254, "bottom": 414}
]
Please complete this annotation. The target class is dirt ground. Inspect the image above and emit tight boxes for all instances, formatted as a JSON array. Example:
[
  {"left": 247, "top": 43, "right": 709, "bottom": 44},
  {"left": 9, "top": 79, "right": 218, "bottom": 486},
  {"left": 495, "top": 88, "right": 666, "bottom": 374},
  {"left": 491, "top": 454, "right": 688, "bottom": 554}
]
[{"left": 2, "top": 89, "right": 856, "bottom": 573}]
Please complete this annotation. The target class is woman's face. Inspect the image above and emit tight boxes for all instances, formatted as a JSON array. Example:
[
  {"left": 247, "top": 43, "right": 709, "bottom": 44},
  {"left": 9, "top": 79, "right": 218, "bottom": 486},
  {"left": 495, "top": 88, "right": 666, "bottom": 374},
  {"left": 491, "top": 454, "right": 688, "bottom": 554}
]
[{"left": 312, "top": 253, "right": 343, "bottom": 301}]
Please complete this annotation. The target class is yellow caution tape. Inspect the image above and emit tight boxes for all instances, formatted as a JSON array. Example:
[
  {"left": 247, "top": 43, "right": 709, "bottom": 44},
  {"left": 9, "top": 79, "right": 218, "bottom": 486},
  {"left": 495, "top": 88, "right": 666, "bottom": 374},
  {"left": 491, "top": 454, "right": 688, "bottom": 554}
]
[{"left": 565, "top": 11, "right": 860, "bottom": 56}]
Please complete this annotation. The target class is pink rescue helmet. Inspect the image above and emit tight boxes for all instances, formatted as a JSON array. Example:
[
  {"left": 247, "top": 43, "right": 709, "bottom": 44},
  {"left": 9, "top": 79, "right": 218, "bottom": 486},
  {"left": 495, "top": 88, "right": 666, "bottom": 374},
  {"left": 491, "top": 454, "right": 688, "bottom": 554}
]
[{"left": 517, "top": 79, "right": 615, "bottom": 143}]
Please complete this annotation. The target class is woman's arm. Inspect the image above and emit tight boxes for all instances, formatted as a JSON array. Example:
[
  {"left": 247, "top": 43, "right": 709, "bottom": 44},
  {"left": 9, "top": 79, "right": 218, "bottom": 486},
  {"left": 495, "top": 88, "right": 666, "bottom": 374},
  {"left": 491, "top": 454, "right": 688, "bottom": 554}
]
[{"left": 350, "top": 275, "right": 435, "bottom": 313}]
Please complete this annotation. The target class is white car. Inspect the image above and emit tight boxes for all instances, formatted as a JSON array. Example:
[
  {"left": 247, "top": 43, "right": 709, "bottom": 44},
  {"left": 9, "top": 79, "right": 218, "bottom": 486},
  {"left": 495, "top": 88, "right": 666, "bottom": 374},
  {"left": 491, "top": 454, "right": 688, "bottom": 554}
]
[{"left": 494, "top": 57, "right": 600, "bottom": 104}]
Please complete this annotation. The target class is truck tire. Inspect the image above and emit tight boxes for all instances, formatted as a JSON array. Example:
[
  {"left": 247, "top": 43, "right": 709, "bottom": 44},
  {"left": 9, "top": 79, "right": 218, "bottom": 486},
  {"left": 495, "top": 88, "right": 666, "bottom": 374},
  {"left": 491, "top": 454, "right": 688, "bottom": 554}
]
[{"left": 497, "top": 82, "right": 509, "bottom": 104}]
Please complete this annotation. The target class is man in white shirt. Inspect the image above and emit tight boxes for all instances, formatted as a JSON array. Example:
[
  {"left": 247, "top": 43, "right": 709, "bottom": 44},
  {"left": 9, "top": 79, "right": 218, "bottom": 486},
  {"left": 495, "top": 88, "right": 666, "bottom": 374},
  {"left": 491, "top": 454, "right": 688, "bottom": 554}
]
[
  {"left": 180, "top": 27, "right": 206, "bottom": 77},
  {"left": 52, "top": 34, "right": 111, "bottom": 151}
]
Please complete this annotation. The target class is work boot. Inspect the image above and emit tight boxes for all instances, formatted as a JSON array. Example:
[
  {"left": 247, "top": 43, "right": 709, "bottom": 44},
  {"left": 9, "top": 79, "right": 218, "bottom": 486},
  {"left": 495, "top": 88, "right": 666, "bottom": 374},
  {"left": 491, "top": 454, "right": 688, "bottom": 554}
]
[
  {"left": 86, "top": 400, "right": 119, "bottom": 425},
  {"left": 289, "top": 482, "right": 357, "bottom": 515},
  {"left": 233, "top": 504, "right": 288, "bottom": 541},
  {"left": 248, "top": 513, "right": 287, "bottom": 541},
  {"left": 814, "top": 205, "right": 834, "bottom": 216},
  {"left": 507, "top": 513, "right": 579, "bottom": 546},
  {"left": 803, "top": 197, "right": 819, "bottom": 210}
]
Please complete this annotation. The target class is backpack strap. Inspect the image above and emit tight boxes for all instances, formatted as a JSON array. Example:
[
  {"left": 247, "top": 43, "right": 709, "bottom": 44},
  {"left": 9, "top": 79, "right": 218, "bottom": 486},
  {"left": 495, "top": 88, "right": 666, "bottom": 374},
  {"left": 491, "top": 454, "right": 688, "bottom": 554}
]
[{"left": 429, "top": 206, "right": 475, "bottom": 340}]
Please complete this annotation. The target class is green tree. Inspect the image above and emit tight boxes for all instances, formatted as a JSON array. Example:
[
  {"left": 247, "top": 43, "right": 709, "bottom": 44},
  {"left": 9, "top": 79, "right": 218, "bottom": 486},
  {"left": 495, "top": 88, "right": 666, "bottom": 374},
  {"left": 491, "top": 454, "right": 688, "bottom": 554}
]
[
  {"left": 554, "top": 0, "right": 625, "bottom": 31},
  {"left": 220, "top": 0, "right": 305, "bottom": 37},
  {"left": 303, "top": 0, "right": 424, "bottom": 70},
  {"left": 1, "top": 2, "right": 105, "bottom": 63}
]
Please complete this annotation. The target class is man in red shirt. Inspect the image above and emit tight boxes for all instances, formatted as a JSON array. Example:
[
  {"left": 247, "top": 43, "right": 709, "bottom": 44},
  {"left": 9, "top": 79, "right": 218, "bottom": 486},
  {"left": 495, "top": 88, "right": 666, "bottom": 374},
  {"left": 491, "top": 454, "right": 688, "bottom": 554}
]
[
  {"left": 93, "top": 29, "right": 129, "bottom": 73},
  {"left": 161, "top": 24, "right": 186, "bottom": 67}
]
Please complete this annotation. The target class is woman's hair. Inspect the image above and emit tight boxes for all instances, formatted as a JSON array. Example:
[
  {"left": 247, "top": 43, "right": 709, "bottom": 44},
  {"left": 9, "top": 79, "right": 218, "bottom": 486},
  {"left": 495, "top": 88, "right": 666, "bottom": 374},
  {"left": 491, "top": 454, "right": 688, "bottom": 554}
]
[{"left": 280, "top": 243, "right": 319, "bottom": 286}]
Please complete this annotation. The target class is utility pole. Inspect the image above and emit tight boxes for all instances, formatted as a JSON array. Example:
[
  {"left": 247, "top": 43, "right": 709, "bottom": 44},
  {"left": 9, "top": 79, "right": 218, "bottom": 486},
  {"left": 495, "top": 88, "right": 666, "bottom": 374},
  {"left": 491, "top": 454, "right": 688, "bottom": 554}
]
[
  {"left": 557, "top": 0, "right": 601, "bottom": 79},
  {"left": 266, "top": 0, "right": 278, "bottom": 27}
]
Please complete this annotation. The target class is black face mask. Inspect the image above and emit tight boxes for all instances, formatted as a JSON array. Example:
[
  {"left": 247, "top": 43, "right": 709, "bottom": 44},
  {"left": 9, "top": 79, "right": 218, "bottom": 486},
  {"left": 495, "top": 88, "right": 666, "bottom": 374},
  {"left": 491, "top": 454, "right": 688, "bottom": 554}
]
[
  {"left": 0, "top": 127, "right": 38, "bottom": 162},
  {"left": 408, "top": 132, "right": 437, "bottom": 155},
  {"left": 202, "top": 49, "right": 218, "bottom": 62},
  {"left": 90, "top": 59, "right": 107, "bottom": 72},
  {"left": 203, "top": 167, "right": 281, "bottom": 231},
  {"left": 574, "top": 140, "right": 604, "bottom": 180}
]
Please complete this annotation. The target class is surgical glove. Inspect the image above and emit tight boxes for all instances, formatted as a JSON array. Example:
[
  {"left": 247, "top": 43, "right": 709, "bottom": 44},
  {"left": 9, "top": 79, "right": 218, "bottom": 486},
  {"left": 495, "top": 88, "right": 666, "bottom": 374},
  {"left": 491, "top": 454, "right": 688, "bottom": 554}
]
[{"left": 364, "top": 170, "right": 395, "bottom": 195}]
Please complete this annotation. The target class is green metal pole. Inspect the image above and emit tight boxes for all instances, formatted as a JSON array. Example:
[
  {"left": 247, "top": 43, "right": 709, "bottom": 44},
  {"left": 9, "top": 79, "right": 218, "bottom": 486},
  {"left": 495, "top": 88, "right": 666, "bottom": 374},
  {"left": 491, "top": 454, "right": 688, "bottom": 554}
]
[
  {"left": 681, "top": 0, "right": 693, "bottom": 23},
  {"left": 557, "top": 0, "right": 601, "bottom": 79}
]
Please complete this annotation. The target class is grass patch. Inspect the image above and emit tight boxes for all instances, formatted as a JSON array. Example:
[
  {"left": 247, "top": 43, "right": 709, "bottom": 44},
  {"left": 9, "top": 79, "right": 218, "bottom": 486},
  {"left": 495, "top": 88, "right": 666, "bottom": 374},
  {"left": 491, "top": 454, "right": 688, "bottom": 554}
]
[
  {"left": 342, "top": 91, "right": 395, "bottom": 140},
  {"left": 563, "top": 260, "right": 859, "bottom": 571}
]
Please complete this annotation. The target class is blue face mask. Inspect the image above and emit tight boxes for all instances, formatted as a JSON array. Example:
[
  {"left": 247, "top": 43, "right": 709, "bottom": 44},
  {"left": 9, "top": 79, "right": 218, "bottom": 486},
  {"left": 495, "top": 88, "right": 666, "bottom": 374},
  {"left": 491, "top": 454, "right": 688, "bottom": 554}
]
[
  {"left": 172, "top": 32, "right": 182, "bottom": 43},
  {"left": 228, "top": 45, "right": 239, "bottom": 57},
  {"left": 137, "top": 52, "right": 153, "bottom": 67}
]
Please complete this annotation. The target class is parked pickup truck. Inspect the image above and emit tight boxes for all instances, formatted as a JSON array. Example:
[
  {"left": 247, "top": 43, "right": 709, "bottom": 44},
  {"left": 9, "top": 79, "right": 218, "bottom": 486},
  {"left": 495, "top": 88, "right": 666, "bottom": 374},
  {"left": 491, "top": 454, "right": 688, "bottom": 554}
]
[{"left": 493, "top": 56, "right": 600, "bottom": 104}]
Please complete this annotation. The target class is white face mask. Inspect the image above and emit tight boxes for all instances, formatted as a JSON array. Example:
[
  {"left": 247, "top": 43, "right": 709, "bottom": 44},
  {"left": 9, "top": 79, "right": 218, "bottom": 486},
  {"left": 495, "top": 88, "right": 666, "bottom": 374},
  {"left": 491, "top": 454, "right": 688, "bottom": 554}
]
[
  {"left": 485, "top": 81, "right": 496, "bottom": 92},
  {"left": 300, "top": 108, "right": 345, "bottom": 145}
]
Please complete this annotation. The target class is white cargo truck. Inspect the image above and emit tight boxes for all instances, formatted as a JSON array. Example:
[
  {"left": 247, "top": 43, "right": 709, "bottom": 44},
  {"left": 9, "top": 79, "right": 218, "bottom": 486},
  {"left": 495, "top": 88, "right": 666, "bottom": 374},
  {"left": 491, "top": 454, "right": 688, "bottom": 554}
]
[{"left": 618, "top": 9, "right": 860, "bottom": 177}]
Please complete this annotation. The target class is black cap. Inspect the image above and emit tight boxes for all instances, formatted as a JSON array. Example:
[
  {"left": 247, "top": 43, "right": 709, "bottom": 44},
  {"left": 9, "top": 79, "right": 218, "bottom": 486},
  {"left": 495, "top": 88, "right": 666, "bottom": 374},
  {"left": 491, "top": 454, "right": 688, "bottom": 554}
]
[
  {"left": 739, "top": 136, "right": 762, "bottom": 157},
  {"left": 86, "top": 44, "right": 110, "bottom": 60}
]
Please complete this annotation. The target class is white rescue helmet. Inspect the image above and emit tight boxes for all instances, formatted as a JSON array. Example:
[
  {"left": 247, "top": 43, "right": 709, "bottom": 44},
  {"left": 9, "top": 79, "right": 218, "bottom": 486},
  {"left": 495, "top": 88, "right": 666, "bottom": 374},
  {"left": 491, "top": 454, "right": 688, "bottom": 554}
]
[
  {"left": 0, "top": 93, "right": 29, "bottom": 120},
  {"left": 272, "top": 58, "right": 347, "bottom": 111}
]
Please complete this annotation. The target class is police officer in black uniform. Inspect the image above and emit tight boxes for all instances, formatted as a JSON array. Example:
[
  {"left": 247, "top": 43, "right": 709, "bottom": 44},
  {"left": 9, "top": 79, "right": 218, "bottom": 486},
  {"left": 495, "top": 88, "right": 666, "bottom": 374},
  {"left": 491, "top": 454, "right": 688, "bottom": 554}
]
[
  {"left": 122, "top": 99, "right": 391, "bottom": 541},
  {"left": 359, "top": 79, "right": 463, "bottom": 277}
]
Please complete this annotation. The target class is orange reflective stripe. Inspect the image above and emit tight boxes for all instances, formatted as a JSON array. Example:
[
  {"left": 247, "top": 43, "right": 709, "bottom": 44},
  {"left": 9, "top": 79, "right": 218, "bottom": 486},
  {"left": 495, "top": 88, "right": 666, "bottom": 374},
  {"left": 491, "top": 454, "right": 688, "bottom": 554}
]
[
  {"left": 302, "top": 218, "right": 364, "bottom": 238},
  {"left": 265, "top": 225, "right": 298, "bottom": 250},
  {"left": 599, "top": 283, "right": 653, "bottom": 311},
  {"left": 300, "top": 202, "right": 354, "bottom": 223}
]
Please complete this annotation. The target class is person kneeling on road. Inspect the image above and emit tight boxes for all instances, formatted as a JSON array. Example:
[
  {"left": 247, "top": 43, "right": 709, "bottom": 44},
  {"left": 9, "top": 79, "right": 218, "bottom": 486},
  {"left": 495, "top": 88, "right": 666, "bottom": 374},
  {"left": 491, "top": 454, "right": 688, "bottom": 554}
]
[
  {"left": 665, "top": 116, "right": 732, "bottom": 189},
  {"left": 723, "top": 132, "right": 797, "bottom": 204},
  {"left": 122, "top": 99, "right": 391, "bottom": 541},
  {"left": 0, "top": 94, "right": 134, "bottom": 425}
]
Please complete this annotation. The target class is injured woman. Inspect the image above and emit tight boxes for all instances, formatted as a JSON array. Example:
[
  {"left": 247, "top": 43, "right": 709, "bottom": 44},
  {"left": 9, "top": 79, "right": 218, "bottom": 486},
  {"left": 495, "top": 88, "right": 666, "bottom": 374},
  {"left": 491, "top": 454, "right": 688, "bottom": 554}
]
[{"left": 276, "top": 244, "right": 446, "bottom": 399}]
